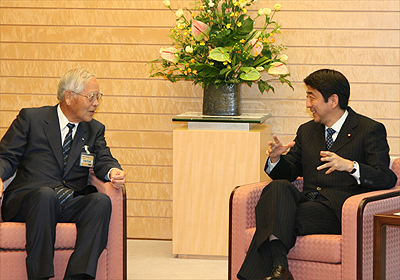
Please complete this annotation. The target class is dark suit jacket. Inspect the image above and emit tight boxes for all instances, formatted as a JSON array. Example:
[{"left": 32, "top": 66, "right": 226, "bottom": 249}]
[
  {"left": 0, "top": 105, "right": 122, "bottom": 221},
  {"left": 267, "top": 107, "right": 397, "bottom": 221}
]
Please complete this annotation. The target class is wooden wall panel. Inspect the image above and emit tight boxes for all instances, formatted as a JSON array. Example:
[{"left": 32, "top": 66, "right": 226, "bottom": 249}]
[
  {"left": 126, "top": 183, "right": 172, "bottom": 200},
  {"left": 1, "top": 0, "right": 399, "bottom": 240}
]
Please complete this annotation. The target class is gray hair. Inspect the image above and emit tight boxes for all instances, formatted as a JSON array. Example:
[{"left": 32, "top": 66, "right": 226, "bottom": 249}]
[{"left": 57, "top": 68, "right": 96, "bottom": 101}]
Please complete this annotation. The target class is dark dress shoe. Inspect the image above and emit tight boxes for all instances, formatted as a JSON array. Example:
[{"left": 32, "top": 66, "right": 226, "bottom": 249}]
[{"left": 264, "top": 265, "right": 294, "bottom": 280}]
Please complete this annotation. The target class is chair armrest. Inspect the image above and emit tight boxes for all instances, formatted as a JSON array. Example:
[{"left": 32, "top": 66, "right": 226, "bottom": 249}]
[
  {"left": 229, "top": 181, "right": 271, "bottom": 279},
  {"left": 228, "top": 178, "right": 304, "bottom": 280},
  {"left": 341, "top": 188, "right": 400, "bottom": 280},
  {"left": 230, "top": 181, "right": 271, "bottom": 232},
  {"left": 88, "top": 171, "right": 127, "bottom": 280}
]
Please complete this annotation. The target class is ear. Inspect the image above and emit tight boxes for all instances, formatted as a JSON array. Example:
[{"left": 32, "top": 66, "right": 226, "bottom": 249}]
[
  {"left": 64, "top": 90, "right": 73, "bottom": 105},
  {"left": 329, "top": 94, "right": 339, "bottom": 109}
]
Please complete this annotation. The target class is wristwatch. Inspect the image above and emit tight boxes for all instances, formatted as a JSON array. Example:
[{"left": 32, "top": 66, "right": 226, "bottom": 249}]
[{"left": 349, "top": 161, "right": 357, "bottom": 174}]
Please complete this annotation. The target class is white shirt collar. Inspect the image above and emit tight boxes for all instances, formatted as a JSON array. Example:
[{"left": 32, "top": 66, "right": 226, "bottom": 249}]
[
  {"left": 57, "top": 104, "right": 79, "bottom": 139},
  {"left": 326, "top": 109, "right": 348, "bottom": 135}
]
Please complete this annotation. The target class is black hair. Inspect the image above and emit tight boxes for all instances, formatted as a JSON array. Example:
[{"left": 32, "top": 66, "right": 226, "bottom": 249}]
[{"left": 303, "top": 69, "right": 350, "bottom": 109}]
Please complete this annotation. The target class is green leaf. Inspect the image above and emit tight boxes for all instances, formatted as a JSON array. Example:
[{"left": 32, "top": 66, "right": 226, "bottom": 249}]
[
  {"left": 220, "top": 68, "right": 231, "bottom": 75},
  {"left": 237, "top": 18, "right": 254, "bottom": 34},
  {"left": 209, "top": 47, "right": 230, "bottom": 62},
  {"left": 261, "top": 48, "right": 272, "bottom": 59},
  {"left": 252, "top": 56, "right": 271, "bottom": 68},
  {"left": 279, "top": 74, "right": 294, "bottom": 90},
  {"left": 258, "top": 80, "right": 275, "bottom": 94},
  {"left": 239, "top": 67, "right": 261, "bottom": 81},
  {"left": 192, "top": 63, "right": 220, "bottom": 77}
]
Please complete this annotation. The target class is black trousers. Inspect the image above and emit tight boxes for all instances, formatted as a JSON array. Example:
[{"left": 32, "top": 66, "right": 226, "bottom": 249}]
[
  {"left": 237, "top": 180, "right": 341, "bottom": 280},
  {"left": 3, "top": 187, "right": 111, "bottom": 280}
]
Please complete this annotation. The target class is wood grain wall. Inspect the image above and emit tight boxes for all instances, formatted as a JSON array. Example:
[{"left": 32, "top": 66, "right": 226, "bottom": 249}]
[{"left": 1, "top": 0, "right": 399, "bottom": 239}]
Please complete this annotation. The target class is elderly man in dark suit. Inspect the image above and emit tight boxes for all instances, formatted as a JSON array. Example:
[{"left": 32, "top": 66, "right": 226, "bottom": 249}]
[
  {"left": 237, "top": 69, "right": 397, "bottom": 280},
  {"left": 0, "top": 68, "right": 126, "bottom": 280}
]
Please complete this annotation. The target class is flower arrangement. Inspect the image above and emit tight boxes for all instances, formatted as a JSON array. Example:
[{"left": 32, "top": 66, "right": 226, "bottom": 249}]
[{"left": 150, "top": 0, "right": 293, "bottom": 94}]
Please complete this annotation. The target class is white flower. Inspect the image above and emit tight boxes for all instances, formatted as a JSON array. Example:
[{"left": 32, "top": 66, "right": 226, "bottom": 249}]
[
  {"left": 185, "top": 45, "right": 194, "bottom": 53},
  {"left": 263, "top": 8, "right": 271, "bottom": 16},
  {"left": 274, "top": 3, "right": 281, "bottom": 11},
  {"left": 208, "top": 0, "right": 215, "bottom": 7},
  {"left": 280, "top": 54, "right": 288, "bottom": 63},
  {"left": 162, "top": 1, "right": 170, "bottom": 7},
  {"left": 253, "top": 0, "right": 259, "bottom": 3},
  {"left": 256, "top": 66, "right": 264, "bottom": 72},
  {"left": 176, "top": 19, "right": 186, "bottom": 29},
  {"left": 258, "top": 8, "right": 265, "bottom": 16},
  {"left": 175, "top": 9, "right": 184, "bottom": 18}
]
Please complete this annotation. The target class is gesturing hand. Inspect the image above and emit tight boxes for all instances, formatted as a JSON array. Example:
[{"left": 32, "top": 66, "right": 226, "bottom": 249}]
[
  {"left": 317, "top": 151, "right": 354, "bottom": 174},
  {"left": 266, "top": 135, "right": 296, "bottom": 163}
]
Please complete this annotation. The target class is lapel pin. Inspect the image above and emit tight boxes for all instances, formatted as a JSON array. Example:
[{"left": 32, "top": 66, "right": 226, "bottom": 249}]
[{"left": 347, "top": 134, "right": 351, "bottom": 138}]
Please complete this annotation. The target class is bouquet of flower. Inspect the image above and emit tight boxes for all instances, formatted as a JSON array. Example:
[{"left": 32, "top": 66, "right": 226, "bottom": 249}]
[{"left": 150, "top": 0, "right": 293, "bottom": 93}]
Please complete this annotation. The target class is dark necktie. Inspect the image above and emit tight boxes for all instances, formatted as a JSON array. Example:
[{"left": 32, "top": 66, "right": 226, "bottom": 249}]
[
  {"left": 326, "top": 127, "right": 336, "bottom": 150},
  {"left": 55, "top": 123, "right": 75, "bottom": 205}
]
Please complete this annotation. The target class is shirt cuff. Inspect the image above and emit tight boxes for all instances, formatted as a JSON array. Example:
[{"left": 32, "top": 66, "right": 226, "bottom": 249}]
[
  {"left": 350, "top": 161, "right": 361, "bottom": 184},
  {"left": 106, "top": 168, "right": 119, "bottom": 181},
  {"left": 266, "top": 158, "right": 280, "bottom": 174}
]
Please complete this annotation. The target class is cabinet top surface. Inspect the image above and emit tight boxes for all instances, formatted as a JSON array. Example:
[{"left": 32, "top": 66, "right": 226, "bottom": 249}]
[{"left": 172, "top": 112, "right": 271, "bottom": 123}]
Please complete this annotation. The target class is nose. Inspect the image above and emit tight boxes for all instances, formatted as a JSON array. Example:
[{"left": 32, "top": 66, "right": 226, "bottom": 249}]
[
  {"left": 92, "top": 97, "right": 100, "bottom": 107},
  {"left": 306, "top": 98, "right": 311, "bottom": 108}
]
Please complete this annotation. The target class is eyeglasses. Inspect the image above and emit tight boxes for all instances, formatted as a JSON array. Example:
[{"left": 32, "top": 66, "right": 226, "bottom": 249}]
[{"left": 74, "top": 92, "right": 103, "bottom": 102}]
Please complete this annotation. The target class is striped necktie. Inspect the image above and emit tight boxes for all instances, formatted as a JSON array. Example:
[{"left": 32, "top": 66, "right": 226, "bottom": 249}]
[
  {"left": 326, "top": 127, "right": 336, "bottom": 150},
  {"left": 62, "top": 123, "right": 75, "bottom": 169},
  {"left": 55, "top": 123, "right": 75, "bottom": 205}
]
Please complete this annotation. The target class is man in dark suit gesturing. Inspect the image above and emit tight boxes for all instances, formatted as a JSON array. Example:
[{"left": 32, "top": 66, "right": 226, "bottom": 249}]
[
  {"left": 237, "top": 69, "right": 397, "bottom": 280},
  {"left": 0, "top": 68, "right": 126, "bottom": 280}
]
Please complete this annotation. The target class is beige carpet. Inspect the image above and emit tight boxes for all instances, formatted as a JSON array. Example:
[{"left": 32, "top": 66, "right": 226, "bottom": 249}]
[{"left": 127, "top": 239, "right": 228, "bottom": 280}]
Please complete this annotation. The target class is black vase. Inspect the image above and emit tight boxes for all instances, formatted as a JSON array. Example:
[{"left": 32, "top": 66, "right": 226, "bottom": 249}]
[{"left": 202, "top": 83, "right": 242, "bottom": 116}]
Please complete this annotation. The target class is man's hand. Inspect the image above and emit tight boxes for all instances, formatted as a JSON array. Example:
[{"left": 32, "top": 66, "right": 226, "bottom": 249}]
[
  {"left": 266, "top": 135, "right": 296, "bottom": 163},
  {"left": 317, "top": 151, "right": 354, "bottom": 174},
  {"left": 110, "top": 169, "right": 126, "bottom": 189}
]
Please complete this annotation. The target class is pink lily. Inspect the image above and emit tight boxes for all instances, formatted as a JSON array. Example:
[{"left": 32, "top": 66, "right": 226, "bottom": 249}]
[
  {"left": 160, "top": 47, "right": 180, "bottom": 63},
  {"left": 192, "top": 20, "right": 211, "bottom": 41},
  {"left": 268, "top": 62, "right": 289, "bottom": 76}
]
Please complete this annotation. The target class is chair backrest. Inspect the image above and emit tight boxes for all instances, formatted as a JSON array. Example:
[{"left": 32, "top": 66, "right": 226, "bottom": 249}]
[{"left": 390, "top": 157, "right": 400, "bottom": 187}]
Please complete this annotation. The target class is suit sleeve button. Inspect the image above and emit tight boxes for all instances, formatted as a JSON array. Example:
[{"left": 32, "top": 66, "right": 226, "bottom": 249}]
[{"left": 316, "top": 187, "right": 321, "bottom": 191}]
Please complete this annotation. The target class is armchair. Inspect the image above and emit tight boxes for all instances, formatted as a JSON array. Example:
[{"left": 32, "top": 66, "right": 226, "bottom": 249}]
[
  {"left": 0, "top": 171, "right": 126, "bottom": 280},
  {"left": 229, "top": 158, "right": 400, "bottom": 280}
]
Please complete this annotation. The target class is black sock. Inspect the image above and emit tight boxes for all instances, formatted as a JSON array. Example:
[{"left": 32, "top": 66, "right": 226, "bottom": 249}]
[{"left": 269, "top": 239, "right": 288, "bottom": 269}]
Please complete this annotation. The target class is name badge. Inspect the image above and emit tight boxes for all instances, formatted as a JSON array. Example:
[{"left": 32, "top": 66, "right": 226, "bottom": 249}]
[
  {"left": 80, "top": 153, "right": 95, "bottom": 167},
  {"left": 80, "top": 145, "right": 95, "bottom": 167}
]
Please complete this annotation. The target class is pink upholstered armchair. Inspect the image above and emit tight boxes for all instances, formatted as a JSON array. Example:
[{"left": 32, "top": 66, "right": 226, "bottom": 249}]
[
  {"left": 229, "top": 158, "right": 400, "bottom": 280},
  {"left": 0, "top": 171, "right": 126, "bottom": 280}
]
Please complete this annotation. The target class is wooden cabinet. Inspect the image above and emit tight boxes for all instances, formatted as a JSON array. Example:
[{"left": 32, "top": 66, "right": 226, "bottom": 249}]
[{"left": 173, "top": 124, "right": 271, "bottom": 257}]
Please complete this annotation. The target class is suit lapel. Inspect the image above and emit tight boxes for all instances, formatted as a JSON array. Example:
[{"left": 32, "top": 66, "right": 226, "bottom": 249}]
[
  {"left": 313, "top": 123, "right": 326, "bottom": 152},
  {"left": 64, "top": 122, "right": 87, "bottom": 176},
  {"left": 43, "top": 106, "right": 64, "bottom": 170},
  {"left": 330, "top": 107, "right": 358, "bottom": 152}
]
